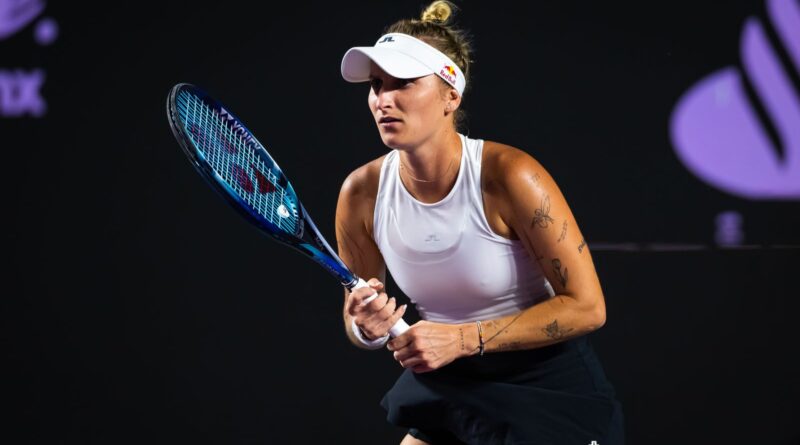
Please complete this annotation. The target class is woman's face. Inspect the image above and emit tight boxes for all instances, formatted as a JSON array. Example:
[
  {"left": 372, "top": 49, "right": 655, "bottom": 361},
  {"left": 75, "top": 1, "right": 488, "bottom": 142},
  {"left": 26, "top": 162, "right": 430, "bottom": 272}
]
[{"left": 367, "top": 62, "right": 453, "bottom": 150}]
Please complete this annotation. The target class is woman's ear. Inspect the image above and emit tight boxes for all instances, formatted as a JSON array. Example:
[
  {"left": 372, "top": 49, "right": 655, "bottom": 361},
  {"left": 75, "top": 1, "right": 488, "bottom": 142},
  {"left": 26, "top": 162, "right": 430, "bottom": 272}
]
[{"left": 446, "top": 89, "right": 461, "bottom": 113}]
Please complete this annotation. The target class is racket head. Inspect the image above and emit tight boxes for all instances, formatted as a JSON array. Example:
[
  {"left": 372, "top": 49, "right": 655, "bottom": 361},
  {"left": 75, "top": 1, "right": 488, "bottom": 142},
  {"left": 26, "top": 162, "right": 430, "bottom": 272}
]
[{"left": 166, "top": 83, "right": 356, "bottom": 287}]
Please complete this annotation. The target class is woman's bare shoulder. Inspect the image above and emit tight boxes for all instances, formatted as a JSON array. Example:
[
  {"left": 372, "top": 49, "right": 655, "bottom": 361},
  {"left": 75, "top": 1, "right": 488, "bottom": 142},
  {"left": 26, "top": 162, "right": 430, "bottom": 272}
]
[
  {"left": 336, "top": 153, "right": 389, "bottom": 254},
  {"left": 481, "top": 140, "right": 548, "bottom": 185},
  {"left": 340, "top": 153, "right": 389, "bottom": 200}
]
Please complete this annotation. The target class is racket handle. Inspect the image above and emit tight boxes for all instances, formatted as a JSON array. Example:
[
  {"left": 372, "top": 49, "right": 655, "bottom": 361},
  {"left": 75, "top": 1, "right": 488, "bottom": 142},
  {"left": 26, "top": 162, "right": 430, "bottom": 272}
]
[
  {"left": 388, "top": 318, "right": 410, "bottom": 337},
  {"left": 353, "top": 278, "right": 410, "bottom": 337}
]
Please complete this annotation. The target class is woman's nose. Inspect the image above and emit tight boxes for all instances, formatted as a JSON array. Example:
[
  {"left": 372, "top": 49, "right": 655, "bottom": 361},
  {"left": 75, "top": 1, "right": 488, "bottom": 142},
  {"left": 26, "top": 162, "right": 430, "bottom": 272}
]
[
  {"left": 375, "top": 89, "right": 394, "bottom": 110},
  {"left": 375, "top": 92, "right": 389, "bottom": 110}
]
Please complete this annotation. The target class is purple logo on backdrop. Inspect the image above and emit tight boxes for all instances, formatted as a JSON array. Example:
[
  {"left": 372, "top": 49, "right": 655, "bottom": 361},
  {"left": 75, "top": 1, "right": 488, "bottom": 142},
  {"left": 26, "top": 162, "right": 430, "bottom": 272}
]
[
  {"left": 0, "top": 0, "right": 44, "bottom": 40},
  {"left": 669, "top": 0, "right": 800, "bottom": 200},
  {"left": 0, "top": 69, "right": 45, "bottom": 116},
  {"left": 0, "top": 0, "right": 57, "bottom": 118}
]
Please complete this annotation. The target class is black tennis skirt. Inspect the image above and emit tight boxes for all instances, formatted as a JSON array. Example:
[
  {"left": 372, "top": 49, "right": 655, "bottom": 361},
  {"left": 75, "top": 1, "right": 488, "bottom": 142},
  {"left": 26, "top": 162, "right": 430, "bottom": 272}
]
[{"left": 380, "top": 335, "right": 624, "bottom": 445}]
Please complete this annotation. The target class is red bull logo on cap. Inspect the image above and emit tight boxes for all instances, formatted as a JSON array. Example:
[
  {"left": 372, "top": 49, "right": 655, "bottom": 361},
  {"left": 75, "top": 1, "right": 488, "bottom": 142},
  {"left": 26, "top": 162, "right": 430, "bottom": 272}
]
[{"left": 439, "top": 64, "right": 457, "bottom": 86}]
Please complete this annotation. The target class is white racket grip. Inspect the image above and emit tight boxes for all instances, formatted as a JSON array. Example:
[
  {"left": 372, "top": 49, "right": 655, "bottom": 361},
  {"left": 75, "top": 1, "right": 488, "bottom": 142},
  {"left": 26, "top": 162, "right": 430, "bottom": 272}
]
[{"left": 352, "top": 278, "right": 410, "bottom": 337}]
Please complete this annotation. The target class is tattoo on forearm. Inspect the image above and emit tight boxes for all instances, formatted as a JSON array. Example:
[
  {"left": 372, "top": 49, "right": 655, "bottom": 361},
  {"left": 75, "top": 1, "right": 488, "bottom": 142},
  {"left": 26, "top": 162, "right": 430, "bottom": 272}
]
[
  {"left": 552, "top": 258, "right": 568, "bottom": 287},
  {"left": 496, "top": 341, "right": 524, "bottom": 352},
  {"left": 483, "top": 312, "right": 524, "bottom": 345},
  {"left": 542, "top": 319, "right": 574, "bottom": 340},
  {"left": 459, "top": 328, "right": 465, "bottom": 351},
  {"left": 578, "top": 238, "right": 586, "bottom": 253},
  {"left": 557, "top": 220, "right": 567, "bottom": 242},
  {"left": 532, "top": 195, "right": 554, "bottom": 228}
]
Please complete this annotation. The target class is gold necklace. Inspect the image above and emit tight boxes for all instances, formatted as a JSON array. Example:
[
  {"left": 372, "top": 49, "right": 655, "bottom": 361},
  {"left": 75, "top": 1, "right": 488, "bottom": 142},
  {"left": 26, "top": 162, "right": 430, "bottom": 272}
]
[{"left": 400, "top": 152, "right": 458, "bottom": 183}]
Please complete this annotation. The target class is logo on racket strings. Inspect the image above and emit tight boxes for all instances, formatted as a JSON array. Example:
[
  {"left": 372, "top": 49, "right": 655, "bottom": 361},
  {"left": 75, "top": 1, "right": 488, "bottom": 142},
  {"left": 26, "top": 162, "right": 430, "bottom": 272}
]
[
  {"left": 218, "top": 106, "right": 259, "bottom": 150},
  {"left": 277, "top": 204, "right": 290, "bottom": 218},
  {"left": 231, "top": 163, "right": 276, "bottom": 195},
  {"left": 187, "top": 119, "right": 279, "bottom": 200}
]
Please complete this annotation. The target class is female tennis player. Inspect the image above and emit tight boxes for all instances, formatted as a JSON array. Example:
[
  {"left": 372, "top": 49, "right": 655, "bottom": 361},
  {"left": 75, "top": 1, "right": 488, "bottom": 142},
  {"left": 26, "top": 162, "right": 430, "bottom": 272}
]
[{"left": 336, "top": 2, "right": 624, "bottom": 443}]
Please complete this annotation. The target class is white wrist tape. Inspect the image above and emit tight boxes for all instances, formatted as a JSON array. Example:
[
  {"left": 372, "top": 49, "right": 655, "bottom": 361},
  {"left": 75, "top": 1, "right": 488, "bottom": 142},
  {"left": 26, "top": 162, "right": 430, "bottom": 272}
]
[{"left": 351, "top": 318, "right": 390, "bottom": 350}]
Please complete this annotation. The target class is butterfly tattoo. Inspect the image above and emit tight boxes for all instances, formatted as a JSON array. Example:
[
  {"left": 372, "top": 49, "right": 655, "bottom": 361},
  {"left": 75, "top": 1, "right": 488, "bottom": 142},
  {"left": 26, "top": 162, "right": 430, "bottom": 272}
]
[{"left": 532, "top": 195, "right": 555, "bottom": 229}]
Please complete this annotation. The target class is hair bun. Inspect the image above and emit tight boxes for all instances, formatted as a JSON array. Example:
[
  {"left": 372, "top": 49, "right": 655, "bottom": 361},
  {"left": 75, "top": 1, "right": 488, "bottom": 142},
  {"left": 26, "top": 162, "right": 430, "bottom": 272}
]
[{"left": 420, "top": 0, "right": 455, "bottom": 24}]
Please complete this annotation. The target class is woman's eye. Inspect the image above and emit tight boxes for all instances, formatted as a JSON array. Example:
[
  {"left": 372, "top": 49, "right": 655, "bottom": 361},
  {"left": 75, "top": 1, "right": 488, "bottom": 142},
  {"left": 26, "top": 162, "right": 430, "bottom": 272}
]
[{"left": 369, "top": 78, "right": 410, "bottom": 90}]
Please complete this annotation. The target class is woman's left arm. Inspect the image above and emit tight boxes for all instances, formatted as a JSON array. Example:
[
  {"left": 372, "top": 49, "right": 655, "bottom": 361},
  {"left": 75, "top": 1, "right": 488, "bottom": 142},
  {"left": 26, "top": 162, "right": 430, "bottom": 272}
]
[
  {"left": 388, "top": 146, "right": 607, "bottom": 373},
  {"left": 466, "top": 146, "right": 606, "bottom": 353}
]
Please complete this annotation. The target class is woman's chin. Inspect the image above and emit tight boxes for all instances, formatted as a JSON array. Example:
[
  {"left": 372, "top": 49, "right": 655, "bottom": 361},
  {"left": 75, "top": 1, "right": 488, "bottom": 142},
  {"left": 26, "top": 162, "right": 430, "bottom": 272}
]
[{"left": 379, "top": 131, "right": 402, "bottom": 149}]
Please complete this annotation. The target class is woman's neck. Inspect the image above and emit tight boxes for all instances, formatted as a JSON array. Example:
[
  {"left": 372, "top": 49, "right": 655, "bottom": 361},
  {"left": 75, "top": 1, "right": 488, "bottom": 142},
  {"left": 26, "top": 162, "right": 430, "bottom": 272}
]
[{"left": 398, "top": 129, "right": 462, "bottom": 204}]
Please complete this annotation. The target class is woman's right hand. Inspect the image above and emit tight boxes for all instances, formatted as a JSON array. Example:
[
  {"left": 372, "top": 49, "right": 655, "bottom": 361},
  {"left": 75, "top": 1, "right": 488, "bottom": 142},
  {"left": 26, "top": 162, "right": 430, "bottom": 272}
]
[{"left": 346, "top": 278, "right": 408, "bottom": 340}]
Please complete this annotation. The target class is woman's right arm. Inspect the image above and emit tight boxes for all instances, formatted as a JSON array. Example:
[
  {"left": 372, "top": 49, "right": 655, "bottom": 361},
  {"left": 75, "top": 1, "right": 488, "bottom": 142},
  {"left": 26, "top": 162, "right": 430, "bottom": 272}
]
[{"left": 335, "top": 161, "right": 407, "bottom": 349}]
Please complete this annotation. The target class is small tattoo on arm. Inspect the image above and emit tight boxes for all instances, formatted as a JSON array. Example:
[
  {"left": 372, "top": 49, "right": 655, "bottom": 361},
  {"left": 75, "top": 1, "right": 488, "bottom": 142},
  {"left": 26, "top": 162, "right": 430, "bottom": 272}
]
[
  {"left": 578, "top": 238, "right": 586, "bottom": 253},
  {"left": 532, "top": 195, "right": 554, "bottom": 228},
  {"left": 459, "top": 328, "right": 465, "bottom": 351},
  {"left": 496, "top": 341, "right": 524, "bottom": 352},
  {"left": 483, "top": 313, "right": 524, "bottom": 346},
  {"left": 542, "top": 319, "right": 574, "bottom": 340},
  {"left": 552, "top": 258, "right": 568, "bottom": 287},
  {"left": 557, "top": 220, "right": 567, "bottom": 242}
]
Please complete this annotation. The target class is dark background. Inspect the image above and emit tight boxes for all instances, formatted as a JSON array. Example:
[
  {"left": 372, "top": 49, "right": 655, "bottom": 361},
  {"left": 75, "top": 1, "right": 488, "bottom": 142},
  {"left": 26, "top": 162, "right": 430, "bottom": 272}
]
[{"left": 3, "top": 0, "right": 799, "bottom": 443}]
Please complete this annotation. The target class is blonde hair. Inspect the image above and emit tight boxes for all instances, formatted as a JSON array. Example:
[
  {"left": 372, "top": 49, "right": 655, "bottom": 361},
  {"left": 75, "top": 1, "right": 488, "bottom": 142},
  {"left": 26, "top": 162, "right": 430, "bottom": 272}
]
[{"left": 384, "top": 1, "right": 474, "bottom": 131}]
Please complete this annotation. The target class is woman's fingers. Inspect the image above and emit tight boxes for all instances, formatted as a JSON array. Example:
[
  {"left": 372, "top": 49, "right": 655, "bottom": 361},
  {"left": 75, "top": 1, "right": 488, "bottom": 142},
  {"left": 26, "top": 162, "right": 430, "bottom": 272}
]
[
  {"left": 358, "top": 295, "right": 408, "bottom": 339},
  {"left": 388, "top": 322, "right": 457, "bottom": 373},
  {"left": 358, "top": 278, "right": 385, "bottom": 307},
  {"left": 396, "top": 353, "right": 435, "bottom": 373},
  {"left": 377, "top": 297, "right": 397, "bottom": 319},
  {"left": 347, "top": 278, "right": 407, "bottom": 339},
  {"left": 376, "top": 302, "right": 407, "bottom": 335},
  {"left": 350, "top": 292, "right": 386, "bottom": 333},
  {"left": 386, "top": 325, "right": 415, "bottom": 352},
  {"left": 346, "top": 286, "right": 383, "bottom": 316},
  {"left": 392, "top": 346, "right": 418, "bottom": 363},
  {"left": 361, "top": 291, "right": 387, "bottom": 310},
  {"left": 367, "top": 278, "right": 385, "bottom": 292}
]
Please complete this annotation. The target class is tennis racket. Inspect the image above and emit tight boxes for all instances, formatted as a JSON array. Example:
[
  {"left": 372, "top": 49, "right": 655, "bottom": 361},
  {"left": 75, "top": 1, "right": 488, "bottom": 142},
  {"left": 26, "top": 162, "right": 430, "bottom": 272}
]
[{"left": 166, "top": 83, "right": 409, "bottom": 338}]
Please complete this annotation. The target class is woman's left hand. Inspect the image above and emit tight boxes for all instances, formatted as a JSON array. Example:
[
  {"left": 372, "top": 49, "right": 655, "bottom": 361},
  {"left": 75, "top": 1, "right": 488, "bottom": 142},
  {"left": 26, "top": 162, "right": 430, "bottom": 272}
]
[{"left": 386, "top": 320, "right": 472, "bottom": 373}]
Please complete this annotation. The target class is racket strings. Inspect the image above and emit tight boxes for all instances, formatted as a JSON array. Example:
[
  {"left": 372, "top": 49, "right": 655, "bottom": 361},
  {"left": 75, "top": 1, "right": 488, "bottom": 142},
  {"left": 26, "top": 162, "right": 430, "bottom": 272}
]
[{"left": 176, "top": 91, "right": 299, "bottom": 235}]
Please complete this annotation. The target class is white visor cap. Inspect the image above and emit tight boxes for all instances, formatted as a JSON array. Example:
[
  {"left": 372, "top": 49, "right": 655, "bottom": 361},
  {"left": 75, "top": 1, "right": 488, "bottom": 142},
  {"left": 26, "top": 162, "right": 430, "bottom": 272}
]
[{"left": 341, "top": 33, "right": 466, "bottom": 96}]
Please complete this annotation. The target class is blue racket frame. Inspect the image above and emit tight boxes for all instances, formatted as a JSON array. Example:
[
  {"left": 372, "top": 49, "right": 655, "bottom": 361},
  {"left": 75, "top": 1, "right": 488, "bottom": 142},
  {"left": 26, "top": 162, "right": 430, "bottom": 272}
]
[{"left": 167, "top": 83, "right": 358, "bottom": 289}]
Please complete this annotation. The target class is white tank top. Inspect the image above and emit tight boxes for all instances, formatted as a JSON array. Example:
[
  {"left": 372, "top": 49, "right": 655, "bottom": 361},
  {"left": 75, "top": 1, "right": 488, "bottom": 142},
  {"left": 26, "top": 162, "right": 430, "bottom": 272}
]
[{"left": 373, "top": 133, "right": 555, "bottom": 324}]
